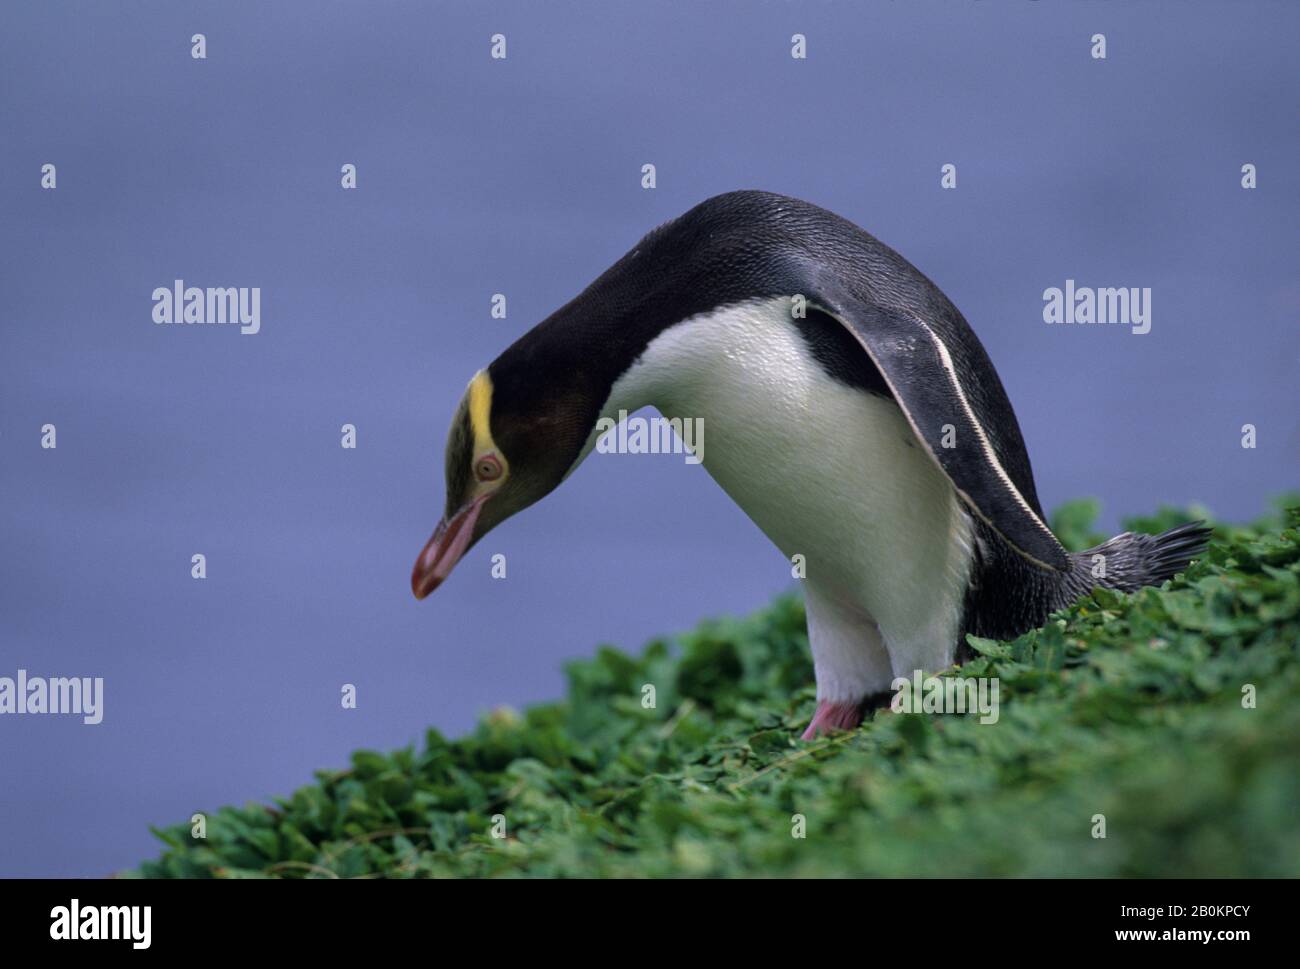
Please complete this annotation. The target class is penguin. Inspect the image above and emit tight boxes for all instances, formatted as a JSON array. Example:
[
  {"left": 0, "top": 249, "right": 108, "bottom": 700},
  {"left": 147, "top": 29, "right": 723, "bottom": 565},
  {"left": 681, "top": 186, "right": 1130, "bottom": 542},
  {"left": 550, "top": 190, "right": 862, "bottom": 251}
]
[{"left": 411, "top": 190, "right": 1210, "bottom": 739}]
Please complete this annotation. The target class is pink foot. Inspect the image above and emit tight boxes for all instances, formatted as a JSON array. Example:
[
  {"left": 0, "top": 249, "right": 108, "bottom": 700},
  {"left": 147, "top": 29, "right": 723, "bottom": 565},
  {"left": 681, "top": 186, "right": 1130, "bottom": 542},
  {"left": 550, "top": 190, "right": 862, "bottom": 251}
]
[{"left": 801, "top": 699, "right": 865, "bottom": 740}]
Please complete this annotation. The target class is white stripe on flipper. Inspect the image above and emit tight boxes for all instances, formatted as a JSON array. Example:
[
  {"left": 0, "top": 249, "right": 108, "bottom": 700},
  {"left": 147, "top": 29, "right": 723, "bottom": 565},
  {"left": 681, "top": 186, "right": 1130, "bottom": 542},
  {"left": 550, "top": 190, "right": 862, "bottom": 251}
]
[{"left": 914, "top": 317, "right": 1065, "bottom": 570}]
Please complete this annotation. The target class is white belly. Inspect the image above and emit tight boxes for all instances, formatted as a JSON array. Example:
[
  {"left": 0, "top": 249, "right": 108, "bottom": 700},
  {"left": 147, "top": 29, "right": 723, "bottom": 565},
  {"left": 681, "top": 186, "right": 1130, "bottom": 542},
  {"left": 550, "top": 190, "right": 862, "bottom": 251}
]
[{"left": 600, "top": 297, "right": 976, "bottom": 694}]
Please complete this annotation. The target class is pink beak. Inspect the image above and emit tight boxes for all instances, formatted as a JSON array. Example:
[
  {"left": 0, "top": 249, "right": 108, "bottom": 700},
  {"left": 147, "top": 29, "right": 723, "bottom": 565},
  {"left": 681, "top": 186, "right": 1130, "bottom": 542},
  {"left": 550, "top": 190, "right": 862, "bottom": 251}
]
[{"left": 411, "top": 494, "right": 489, "bottom": 599}]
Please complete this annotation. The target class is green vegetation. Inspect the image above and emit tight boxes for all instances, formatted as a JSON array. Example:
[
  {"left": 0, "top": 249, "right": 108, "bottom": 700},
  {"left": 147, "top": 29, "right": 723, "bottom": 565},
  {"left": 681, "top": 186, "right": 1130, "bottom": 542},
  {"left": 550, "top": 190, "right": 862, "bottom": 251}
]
[{"left": 136, "top": 499, "right": 1300, "bottom": 877}]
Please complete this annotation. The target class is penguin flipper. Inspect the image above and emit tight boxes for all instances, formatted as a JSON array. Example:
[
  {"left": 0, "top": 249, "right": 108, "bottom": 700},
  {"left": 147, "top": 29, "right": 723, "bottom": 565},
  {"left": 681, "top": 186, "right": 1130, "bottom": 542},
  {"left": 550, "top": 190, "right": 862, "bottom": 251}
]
[{"left": 808, "top": 291, "right": 1070, "bottom": 573}]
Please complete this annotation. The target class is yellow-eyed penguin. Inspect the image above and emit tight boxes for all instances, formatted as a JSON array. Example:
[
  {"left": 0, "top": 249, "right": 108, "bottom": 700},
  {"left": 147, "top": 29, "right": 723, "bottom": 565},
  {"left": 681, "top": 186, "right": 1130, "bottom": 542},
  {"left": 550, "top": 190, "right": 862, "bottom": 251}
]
[{"left": 411, "top": 190, "right": 1210, "bottom": 738}]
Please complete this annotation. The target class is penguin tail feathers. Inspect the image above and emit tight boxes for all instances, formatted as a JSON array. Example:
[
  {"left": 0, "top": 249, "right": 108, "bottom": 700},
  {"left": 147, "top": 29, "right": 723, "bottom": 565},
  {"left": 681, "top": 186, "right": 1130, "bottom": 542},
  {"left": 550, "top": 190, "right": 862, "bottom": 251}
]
[{"left": 1070, "top": 521, "right": 1213, "bottom": 594}]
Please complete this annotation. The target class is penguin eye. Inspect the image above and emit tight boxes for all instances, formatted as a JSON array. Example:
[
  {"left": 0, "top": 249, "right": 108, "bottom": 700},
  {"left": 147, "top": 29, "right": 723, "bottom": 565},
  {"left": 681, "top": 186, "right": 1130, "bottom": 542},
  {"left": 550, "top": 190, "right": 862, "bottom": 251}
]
[{"left": 474, "top": 454, "right": 503, "bottom": 482}]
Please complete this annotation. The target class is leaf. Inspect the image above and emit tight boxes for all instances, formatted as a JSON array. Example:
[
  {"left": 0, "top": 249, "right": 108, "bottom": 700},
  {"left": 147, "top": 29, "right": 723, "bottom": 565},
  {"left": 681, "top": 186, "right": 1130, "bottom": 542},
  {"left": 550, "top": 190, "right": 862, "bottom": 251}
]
[{"left": 132, "top": 498, "right": 1300, "bottom": 879}]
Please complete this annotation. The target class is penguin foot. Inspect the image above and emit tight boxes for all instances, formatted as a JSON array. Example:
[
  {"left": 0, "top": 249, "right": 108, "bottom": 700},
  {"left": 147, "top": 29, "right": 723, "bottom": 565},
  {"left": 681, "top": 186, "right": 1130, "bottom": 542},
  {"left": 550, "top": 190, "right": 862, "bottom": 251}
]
[
  {"left": 800, "top": 690, "right": 895, "bottom": 740},
  {"left": 801, "top": 700, "right": 865, "bottom": 740}
]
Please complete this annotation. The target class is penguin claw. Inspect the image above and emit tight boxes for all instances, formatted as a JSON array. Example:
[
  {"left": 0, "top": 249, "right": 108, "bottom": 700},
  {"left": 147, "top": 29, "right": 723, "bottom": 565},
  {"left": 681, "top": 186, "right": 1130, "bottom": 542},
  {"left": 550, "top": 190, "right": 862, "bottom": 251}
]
[{"left": 801, "top": 699, "right": 865, "bottom": 740}]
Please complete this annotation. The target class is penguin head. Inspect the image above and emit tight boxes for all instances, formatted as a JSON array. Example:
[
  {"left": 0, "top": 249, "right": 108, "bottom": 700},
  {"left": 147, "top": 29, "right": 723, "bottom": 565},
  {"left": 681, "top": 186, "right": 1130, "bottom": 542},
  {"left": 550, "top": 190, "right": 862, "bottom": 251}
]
[
  {"left": 411, "top": 361, "right": 596, "bottom": 599},
  {"left": 410, "top": 190, "right": 761, "bottom": 599}
]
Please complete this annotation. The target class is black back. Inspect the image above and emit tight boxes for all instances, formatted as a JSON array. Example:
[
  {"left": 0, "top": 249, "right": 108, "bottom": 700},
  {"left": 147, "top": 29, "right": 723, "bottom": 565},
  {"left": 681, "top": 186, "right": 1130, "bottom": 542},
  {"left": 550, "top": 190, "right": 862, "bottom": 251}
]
[{"left": 488, "top": 190, "right": 1049, "bottom": 523}]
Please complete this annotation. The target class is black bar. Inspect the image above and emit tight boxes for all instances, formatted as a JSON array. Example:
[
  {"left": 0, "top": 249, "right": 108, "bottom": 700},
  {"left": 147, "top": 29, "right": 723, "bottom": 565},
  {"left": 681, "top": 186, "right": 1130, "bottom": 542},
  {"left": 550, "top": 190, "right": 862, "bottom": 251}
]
[{"left": 0, "top": 877, "right": 1284, "bottom": 955}]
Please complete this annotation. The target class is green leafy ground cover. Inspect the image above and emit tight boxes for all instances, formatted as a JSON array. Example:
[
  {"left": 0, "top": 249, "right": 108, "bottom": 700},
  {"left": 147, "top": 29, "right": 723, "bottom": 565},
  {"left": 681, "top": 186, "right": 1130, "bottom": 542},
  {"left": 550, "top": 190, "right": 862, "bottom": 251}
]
[{"left": 137, "top": 499, "right": 1300, "bottom": 877}]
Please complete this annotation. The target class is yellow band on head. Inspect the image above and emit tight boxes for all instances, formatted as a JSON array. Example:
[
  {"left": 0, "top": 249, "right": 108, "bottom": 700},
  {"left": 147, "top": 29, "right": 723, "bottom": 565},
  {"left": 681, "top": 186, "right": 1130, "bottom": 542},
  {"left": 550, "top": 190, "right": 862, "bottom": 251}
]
[{"left": 467, "top": 370, "right": 508, "bottom": 478}]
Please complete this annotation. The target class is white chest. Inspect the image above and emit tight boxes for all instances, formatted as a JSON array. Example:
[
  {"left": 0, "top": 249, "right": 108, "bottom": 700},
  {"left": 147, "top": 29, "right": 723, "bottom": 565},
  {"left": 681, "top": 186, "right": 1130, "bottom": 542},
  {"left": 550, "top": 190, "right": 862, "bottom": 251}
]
[{"left": 601, "top": 297, "right": 975, "bottom": 635}]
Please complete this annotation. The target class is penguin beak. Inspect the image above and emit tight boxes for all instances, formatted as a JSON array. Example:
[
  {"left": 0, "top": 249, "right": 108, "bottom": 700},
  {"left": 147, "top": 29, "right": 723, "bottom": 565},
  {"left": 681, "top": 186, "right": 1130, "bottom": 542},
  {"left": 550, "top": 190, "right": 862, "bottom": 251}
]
[{"left": 411, "top": 493, "right": 491, "bottom": 599}]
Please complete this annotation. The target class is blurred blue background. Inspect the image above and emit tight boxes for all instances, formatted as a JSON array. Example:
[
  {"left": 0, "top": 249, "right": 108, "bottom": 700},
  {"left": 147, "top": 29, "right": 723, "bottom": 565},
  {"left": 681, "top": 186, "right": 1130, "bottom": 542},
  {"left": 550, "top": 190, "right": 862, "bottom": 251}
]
[{"left": 1, "top": 1, "right": 1296, "bottom": 876}]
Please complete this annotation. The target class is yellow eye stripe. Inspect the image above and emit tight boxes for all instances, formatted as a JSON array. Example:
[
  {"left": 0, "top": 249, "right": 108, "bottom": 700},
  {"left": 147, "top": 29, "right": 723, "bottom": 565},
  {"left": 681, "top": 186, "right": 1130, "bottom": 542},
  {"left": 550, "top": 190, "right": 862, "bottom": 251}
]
[{"left": 467, "top": 370, "right": 509, "bottom": 483}]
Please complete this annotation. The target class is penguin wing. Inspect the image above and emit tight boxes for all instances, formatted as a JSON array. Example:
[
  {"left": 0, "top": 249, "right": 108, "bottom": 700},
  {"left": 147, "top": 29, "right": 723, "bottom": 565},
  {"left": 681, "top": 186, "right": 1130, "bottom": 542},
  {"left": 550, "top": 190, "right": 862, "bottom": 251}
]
[{"left": 809, "top": 287, "right": 1069, "bottom": 572}]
